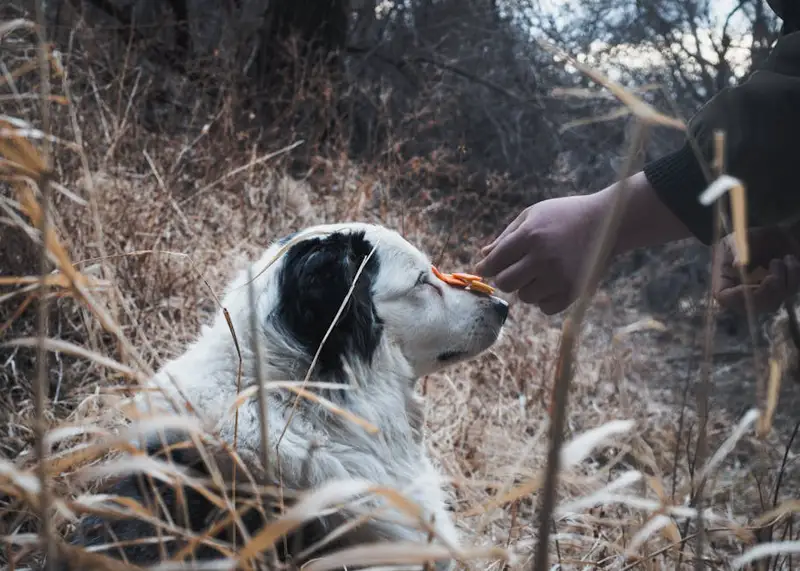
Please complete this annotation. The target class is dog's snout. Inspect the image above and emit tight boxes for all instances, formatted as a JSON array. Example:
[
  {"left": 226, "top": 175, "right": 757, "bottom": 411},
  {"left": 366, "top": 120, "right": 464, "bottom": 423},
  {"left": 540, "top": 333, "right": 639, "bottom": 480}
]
[{"left": 491, "top": 297, "right": 509, "bottom": 322}]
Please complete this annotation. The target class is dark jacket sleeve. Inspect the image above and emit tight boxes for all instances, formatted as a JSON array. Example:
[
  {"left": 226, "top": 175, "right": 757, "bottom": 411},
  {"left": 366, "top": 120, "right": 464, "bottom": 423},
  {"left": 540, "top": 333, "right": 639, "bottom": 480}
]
[{"left": 643, "top": 31, "right": 800, "bottom": 245}]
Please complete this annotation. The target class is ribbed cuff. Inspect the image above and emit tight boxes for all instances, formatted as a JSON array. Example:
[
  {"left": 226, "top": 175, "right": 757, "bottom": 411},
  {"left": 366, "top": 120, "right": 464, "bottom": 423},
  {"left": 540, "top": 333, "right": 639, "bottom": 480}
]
[{"left": 643, "top": 142, "right": 714, "bottom": 245}]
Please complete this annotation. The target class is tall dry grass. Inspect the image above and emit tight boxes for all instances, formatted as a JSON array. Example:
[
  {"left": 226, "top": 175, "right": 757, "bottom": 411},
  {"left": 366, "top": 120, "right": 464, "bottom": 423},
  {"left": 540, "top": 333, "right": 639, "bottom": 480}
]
[{"left": 2, "top": 5, "right": 800, "bottom": 571}]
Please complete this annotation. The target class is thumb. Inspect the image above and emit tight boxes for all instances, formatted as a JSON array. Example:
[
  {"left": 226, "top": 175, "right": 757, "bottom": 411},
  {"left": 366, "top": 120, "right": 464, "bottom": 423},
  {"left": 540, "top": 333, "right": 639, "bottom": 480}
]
[{"left": 714, "top": 284, "right": 751, "bottom": 313}]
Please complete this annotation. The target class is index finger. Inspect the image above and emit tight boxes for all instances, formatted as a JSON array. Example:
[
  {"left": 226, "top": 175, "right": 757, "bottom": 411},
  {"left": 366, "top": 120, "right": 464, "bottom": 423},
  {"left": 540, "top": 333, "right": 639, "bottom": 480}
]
[
  {"left": 475, "top": 229, "right": 530, "bottom": 278},
  {"left": 481, "top": 208, "right": 529, "bottom": 255},
  {"left": 716, "top": 272, "right": 785, "bottom": 314}
]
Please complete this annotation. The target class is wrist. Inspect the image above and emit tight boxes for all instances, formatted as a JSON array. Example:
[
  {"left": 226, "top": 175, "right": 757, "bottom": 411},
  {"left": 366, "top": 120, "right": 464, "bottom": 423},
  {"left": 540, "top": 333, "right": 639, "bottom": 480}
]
[{"left": 592, "top": 171, "right": 695, "bottom": 257}]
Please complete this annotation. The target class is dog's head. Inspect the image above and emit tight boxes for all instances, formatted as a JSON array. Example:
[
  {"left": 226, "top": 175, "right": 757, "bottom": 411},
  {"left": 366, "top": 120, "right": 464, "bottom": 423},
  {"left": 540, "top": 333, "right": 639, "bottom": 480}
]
[{"left": 228, "top": 223, "right": 508, "bottom": 381}]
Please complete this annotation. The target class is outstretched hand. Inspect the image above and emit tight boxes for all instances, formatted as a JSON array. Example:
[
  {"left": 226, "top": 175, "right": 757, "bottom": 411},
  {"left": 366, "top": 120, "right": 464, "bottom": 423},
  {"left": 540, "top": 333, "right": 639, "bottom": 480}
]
[{"left": 475, "top": 193, "right": 608, "bottom": 315}]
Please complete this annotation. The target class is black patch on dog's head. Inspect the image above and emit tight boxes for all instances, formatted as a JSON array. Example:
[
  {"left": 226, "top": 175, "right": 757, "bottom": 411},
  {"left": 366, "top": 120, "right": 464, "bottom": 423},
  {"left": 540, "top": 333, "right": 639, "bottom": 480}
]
[{"left": 275, "top": 230, "right": 383, "bottom": 378}]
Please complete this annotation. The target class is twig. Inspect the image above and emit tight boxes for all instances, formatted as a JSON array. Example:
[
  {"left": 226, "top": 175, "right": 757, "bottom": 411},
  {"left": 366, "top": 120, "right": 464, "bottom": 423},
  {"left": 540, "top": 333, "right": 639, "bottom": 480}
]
[
  {"left": 762, "top": 419, "right": 800, "bottom": 564},
  {"left": 246, "top": 265, "right": 272, "bottom": 479},
  {"left": 62, "top": 61, "right": 120, "bottom": 362},
  {"left": 33, "top": 3, "right": 56, "bottom": 569},
  {"left": 178, "top": 140, "right": 304, "bottom": 206},
  {"left": 531, "top": 121, "right": 649, "bottom": 571},
  {"left": 772, "top": 420, "right": 800, "bottom": 508},
  {"left": 782, "top": 295, "right": 800, "bottom": 379},
  {"left": 244, "top": 265, "right": 279, "bottom": 567},
  {"left": 690, "top": 131, "right": 726, "bottom": 571}
]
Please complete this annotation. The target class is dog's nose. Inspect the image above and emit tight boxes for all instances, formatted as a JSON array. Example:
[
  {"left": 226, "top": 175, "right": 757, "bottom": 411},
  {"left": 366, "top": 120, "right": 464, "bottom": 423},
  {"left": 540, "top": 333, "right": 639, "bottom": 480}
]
[{"left": 491, "top": 297, "right": 509, "bottom": 322}]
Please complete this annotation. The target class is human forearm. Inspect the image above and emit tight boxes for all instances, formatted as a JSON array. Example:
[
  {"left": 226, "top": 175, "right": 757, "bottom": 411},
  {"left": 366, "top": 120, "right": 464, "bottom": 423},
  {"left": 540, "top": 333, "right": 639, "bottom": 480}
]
[{"left": 590, "top": 171, "right": 695, "bottom": 257}]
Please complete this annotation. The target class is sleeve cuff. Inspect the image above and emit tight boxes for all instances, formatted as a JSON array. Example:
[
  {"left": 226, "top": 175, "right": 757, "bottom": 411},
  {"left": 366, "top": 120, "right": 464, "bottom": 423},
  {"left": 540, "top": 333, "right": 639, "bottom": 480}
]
[{"left": 643, "top": 142, "right": 714, "bottom": 245}]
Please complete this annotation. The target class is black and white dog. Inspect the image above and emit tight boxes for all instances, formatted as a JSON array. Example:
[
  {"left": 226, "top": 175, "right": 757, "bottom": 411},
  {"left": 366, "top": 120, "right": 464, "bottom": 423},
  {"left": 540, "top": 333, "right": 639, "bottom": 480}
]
[{"left": 62, "top": 222, "right": 508, "bottom": 569}]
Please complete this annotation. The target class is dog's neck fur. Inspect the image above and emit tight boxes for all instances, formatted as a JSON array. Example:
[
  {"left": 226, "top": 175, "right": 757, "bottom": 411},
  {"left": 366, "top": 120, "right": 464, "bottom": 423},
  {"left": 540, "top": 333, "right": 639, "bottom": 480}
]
[{"left": 137, "top": 307, "right": 430, "bottom": 492}]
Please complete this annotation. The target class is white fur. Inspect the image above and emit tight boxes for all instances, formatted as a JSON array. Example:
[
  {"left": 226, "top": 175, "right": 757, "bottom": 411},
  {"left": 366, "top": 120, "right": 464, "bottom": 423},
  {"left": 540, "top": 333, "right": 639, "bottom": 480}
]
[{"left": 132, "top": 222, "right": 507, "bottom": 564}]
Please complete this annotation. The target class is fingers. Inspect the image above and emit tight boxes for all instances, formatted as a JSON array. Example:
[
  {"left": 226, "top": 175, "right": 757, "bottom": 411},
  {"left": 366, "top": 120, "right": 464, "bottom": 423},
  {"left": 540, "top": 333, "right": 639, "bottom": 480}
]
[
  {"left": 785, "top": 254, "right": 800, "bottom": 293},
  {"left": 494, "top": 257, "right": 539, "bottom": 293},
  {"left": 761, "top": 255, "right": 800, "bottom": 307},
  {"left": 475, "top": 228, "right": 530, "bottom": 278},
  {"left": 539, "top": 295, "right": 571, "bottom": 316},
  {"left": 518, "top": 282, "right": 567, "bottom": 314},
  {"left": 713, "top": 285, "right": 744, "bottom": 313},
  {"left": 717, "top": 281, "right": 784, "bottom": 314},
  {"left": 716, "top": 255, "right": 800, "bottom": 314},
  {"left": 480, "top": 208, "right": 528, "bottom": 256}
]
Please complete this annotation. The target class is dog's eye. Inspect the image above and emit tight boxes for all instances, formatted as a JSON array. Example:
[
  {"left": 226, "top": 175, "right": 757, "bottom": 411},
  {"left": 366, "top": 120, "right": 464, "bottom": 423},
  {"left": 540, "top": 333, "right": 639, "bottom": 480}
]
[
  {"left": 416, "top": 271, "right": 442, "bottom": 296},
  {"left": 416, "top": 271, "right": 432, "bottom": 287}
]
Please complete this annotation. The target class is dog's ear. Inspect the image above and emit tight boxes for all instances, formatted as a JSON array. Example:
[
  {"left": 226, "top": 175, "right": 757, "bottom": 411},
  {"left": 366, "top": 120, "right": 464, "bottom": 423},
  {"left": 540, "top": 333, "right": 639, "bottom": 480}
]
[{"left": 276, "top": 231, "right": 383, "bottom": 376}]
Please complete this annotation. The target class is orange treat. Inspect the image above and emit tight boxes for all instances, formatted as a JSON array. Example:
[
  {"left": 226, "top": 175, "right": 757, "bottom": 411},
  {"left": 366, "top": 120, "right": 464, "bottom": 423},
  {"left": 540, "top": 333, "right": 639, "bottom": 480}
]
[
  {"left": 467, "top": 281, "right": 495, "bottom": 295},
  {"left": 432, "top": 266, "right": 467, "bottom": 287},
  {"left": 452, "top": 272, "right": 482, "bottom": 282},
  {"left": 431, "top": 266, "right": 495, "bottom": 295}
]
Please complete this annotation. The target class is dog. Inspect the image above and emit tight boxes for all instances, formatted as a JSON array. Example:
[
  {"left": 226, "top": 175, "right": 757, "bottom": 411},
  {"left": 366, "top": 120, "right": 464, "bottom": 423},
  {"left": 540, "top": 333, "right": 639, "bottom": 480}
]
[{"left": 60, "top": 222, "right": 508, "bottom": 570}]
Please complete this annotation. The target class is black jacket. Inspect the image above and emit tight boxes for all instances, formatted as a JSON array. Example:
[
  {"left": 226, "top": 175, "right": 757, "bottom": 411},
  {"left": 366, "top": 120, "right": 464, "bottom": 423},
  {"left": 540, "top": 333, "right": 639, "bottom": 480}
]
[
  {"left": 643, "top": 2, "right": 800, "bottom": 244},
  {"left": 768, "top": 0, "right": 800, "bottom": 34}
]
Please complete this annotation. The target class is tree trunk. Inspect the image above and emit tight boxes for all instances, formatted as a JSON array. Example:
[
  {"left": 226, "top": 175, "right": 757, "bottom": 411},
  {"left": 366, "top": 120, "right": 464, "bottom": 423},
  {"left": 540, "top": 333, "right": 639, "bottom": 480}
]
[{"left": 254, "top": 0, "right": 350, "bottom": 89}]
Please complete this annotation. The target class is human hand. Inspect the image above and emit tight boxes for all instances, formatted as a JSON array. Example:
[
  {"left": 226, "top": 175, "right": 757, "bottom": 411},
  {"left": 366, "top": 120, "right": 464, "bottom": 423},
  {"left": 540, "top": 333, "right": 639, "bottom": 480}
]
[
  {"left": 474, "top": 193, "right": 609, "bottom": 315},
  {"left": 715, "top": 226, "right": 800, "bottom": 314}
]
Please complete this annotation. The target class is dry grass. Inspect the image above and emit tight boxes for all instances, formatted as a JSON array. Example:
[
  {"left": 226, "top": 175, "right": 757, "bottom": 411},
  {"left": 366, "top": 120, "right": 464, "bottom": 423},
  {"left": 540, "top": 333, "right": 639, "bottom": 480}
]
[{"left": 2, "top": 7, "right": 800, "bottom": 571}]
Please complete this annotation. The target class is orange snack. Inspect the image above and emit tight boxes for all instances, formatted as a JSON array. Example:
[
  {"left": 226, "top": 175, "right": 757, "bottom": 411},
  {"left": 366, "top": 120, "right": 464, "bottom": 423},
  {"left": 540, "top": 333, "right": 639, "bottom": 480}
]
[
  {"left": 467, "top": 281, "right": 495, "bottom": 295},
  {"left": 431, "top": 266, "right": 496, "bottom": 296},
  {"left": 432, "top": 265, "right": 467, "bottom": 287},
  {"left": 451, "top": 272, "right": 482, "bottom": 282}
]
